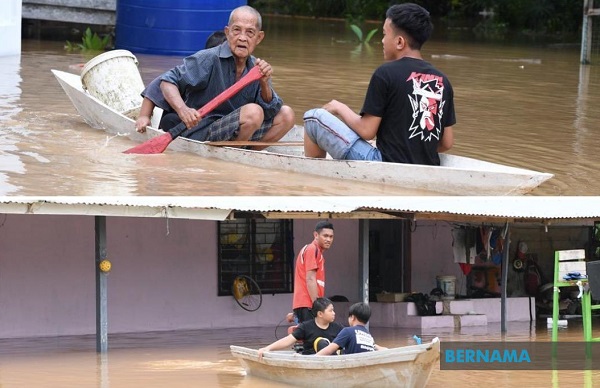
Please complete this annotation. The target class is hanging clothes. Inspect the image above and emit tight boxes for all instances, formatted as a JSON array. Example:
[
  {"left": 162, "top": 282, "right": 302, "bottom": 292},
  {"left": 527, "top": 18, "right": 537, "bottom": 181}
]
[
  {"left": 478, "top": 226, "right": 494, "bottom": 261},
  {"left": 490, "top": 228, "right": 504, "bottom": 265},
  {"left": 452, "top": 227, "right": 477, "bottom": 264}
]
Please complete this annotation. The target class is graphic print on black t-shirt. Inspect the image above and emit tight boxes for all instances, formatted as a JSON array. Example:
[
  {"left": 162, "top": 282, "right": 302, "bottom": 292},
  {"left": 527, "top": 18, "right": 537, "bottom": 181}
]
[{"left": 406, "top": 71, "right": 446, "bottom": 143}]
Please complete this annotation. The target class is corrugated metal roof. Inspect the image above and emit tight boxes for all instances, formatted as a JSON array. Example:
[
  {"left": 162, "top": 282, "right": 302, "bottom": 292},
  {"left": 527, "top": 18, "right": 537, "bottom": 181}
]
[
  {"left": 1, "top": 196, "right": 599, "bottom": 222},
  {"left": 359, "top": 197, "right": 600, "bottom": 219}
]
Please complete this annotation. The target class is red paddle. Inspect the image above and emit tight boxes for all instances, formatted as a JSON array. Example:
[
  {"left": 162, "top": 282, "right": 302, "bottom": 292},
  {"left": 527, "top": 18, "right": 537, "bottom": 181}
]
[{"left": 124, "top": 66, "right": 263, "bottom": 154}]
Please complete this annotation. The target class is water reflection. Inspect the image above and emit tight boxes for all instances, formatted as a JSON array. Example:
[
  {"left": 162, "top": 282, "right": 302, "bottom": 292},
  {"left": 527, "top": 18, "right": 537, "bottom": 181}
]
[
  {"left": 0, "top": 54, "right": 24, "bottom": 194},
  {"left": 0, "top": 17, "right": 599, "bottom": 195},
  {"left": 0, "top": 54, "right": 22, "bottom": 118}
]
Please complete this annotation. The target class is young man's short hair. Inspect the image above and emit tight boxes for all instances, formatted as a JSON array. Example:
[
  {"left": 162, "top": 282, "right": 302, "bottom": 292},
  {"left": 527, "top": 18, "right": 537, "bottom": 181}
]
[
  {"left": 386, "top": 3, "right": 433, "bottom": 50},
  {"left": 315, "top": 220, "right": 334, "bottom": 233},
  {"left": 349, "top": 302, "right": 371, "bottom": 324}
]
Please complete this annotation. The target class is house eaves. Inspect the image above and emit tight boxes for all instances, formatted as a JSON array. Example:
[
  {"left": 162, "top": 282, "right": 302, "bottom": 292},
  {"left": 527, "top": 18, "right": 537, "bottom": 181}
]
[{"left": 0, "top": 196, "right": 599, "bottom": 224}]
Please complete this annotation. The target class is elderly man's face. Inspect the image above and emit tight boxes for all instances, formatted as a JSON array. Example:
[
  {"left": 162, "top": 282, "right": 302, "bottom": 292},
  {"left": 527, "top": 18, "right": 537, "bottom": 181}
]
[{"left": 225, "top": 10, "right": 264, "bottom": 60}]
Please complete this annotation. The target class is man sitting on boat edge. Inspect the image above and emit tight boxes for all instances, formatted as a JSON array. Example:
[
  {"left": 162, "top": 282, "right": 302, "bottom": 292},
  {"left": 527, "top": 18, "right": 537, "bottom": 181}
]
[
  {"left": 302, "top": 3, "right": 455, "bottom": 165},
  {"left": 136, "top": 5, "right": 295, "bottom": 151},
  {"left": 257, "top": 298, "right": 343, "bottom": 359}
]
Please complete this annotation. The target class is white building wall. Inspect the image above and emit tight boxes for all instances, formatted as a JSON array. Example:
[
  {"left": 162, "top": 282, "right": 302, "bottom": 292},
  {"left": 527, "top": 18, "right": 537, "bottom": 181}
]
[{"left": 0, "top": 0, "right": 21, "bottom": 56}]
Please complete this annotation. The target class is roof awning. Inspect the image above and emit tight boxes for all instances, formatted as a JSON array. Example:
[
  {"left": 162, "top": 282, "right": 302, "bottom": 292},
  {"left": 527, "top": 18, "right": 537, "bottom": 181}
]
[{"left": 0, "top": 196, "right": 599, "bottom": 224}]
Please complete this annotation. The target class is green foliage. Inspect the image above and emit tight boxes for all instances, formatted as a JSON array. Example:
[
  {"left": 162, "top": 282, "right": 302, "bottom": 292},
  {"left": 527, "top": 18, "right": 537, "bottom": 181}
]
[
  {"left": 350, "top": 24, "right": 378, "bottom": 44},
  {"left": 452, "top": 0, "right": 582, "bottom": 35},
  {"left": 65, "top": 28, "right": 111, "bottom": 52},
  {"left": 350, "top": 24, "right": 364, "bottom": 42},
  {"left": 251, "top": 0, "right": 583, "bottom": 37},
  {"left": 364, "top": 28, "right": 378, "bottom": 44},
  {"left": 472, "top": 19, "right": 508, "bottom": 39}
]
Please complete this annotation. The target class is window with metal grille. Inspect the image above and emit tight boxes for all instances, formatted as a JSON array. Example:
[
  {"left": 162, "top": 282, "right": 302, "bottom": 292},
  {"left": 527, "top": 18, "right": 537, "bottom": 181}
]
[{"left": 218, "top": 219, "right": 294, "bottom": 296}]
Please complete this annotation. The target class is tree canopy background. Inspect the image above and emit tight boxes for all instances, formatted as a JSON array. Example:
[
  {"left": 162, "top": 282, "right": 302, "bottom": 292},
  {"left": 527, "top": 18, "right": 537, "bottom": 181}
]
[{"left": 249, "top": 0, "right": 583, "bottom": 40}]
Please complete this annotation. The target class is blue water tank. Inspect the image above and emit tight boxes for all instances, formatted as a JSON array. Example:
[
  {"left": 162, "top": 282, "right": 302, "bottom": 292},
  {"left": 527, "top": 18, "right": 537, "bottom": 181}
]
[{"left": 116, "top": 0, "right": 247, "bottom": 56}]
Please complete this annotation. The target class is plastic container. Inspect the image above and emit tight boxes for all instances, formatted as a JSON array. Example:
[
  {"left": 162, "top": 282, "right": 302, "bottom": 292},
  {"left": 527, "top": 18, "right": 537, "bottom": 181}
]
[
  {"left": 436, "top": 275, "right": 457, "bottom": 300},
  {"left": 115, "top": 0, "right": 247, "bottom": 56},
  {"left": 81, "top": 50, "right": 145, "bottom": 116}
]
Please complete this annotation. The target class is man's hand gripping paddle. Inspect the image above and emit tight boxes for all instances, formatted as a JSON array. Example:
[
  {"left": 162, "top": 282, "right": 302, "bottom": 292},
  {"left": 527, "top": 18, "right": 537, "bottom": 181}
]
[{"left": 124, "top": 66, "right": 262, "bottom": 154}]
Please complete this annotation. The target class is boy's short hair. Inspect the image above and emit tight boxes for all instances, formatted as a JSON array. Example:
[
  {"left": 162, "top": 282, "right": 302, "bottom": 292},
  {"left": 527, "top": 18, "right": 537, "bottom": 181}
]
[
  {"left": 205, "top": 30, "right": 226, "bottom": 49},
  {"left": 312, "top": 297, "right": 333, "bottom": 314},
  {"left": 315, "top": 220, "right": 334, "bottom": 233},
  {"left": 349, "top": 302, "right": 371, "bottom": 324},
  {"left": 386, "top": 3, "right": 433, "bottom": 50}
]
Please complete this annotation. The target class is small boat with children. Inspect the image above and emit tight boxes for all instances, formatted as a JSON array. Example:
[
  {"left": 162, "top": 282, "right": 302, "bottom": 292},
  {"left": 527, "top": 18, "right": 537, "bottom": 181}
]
[
  {"left": 51, "top": 50, "right": 553, "bottom": 195},
  {"left": 230, "top": 337, "right": 440, "bottom": 387}
]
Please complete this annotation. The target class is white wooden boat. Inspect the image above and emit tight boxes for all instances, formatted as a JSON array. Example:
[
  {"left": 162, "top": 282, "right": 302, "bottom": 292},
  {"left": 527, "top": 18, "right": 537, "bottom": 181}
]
[
  {"left": 52, "top": 69, "right": 553, "bottom": 195},
  {"left": 230, "top": 337, "right": 440, "bottom": 387}
]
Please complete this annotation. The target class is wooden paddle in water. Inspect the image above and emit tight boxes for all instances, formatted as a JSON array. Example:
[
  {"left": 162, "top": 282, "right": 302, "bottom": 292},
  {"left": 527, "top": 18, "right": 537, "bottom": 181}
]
[{"left": 124, "top": 66, "right": 263, "bottom": 154}]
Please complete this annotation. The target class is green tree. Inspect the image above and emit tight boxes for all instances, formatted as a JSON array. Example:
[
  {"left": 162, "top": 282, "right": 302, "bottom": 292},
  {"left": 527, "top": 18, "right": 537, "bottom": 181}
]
[{"left": 250, "top": 0, "right": 583, "bottom": 36}]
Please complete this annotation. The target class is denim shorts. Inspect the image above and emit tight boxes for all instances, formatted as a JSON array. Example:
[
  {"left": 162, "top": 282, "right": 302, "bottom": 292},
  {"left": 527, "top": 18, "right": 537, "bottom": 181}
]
[{"left": 303, "top": 108, "right": 382, "bottom": 161}]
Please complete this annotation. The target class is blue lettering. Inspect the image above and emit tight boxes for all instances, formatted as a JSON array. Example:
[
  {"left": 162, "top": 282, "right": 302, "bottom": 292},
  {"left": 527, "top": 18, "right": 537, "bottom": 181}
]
[
  {"left": 466, "top": 349, "right": 475, "bottom": 362},
  {"left": 504, "top": 350, "right": 517, "bottom": 362},
  {"left": 519, "top": 350, "right": 531, "bottom": 363},
  {"left": 477, "top": 350, "right": 489, "bottom": 362},
  {"left": 445, "top": 348, "right": 531, "bottom": 364},
  {"left": 490, "top": 350, "right": 502, "bottom": 363}
]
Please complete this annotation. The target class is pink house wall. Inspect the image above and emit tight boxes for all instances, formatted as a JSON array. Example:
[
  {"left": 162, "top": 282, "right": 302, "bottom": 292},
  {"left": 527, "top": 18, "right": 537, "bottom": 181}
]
[
  {"left": 0, "top": 214, "right": 359, "bottom": 338},
  {"left": 0, "top": 215, "right": 95, "bottom": 337},
  {"left": 409, "top": 221, "right": 464, "bottom": 295}
]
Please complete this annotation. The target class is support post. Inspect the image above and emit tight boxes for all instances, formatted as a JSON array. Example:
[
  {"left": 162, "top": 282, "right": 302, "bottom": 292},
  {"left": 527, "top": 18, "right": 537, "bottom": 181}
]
[
  {"left": 581, "top": 0, "right": 593, "bottom": 64},
  {"left": 500, "top": 222, "right": 510, "bottom": 333},
  {"left": 95, "top": 216, "right": 108, "bottom": 353},
  {"left": 358, "top": 219, "right": 370, "bottom": 305}
]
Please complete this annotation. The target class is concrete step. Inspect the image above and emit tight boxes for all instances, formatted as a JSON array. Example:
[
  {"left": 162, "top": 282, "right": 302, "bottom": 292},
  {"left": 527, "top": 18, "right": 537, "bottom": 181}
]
[{"left": 365, "top": 297, "right": 534, "bottom": 329}]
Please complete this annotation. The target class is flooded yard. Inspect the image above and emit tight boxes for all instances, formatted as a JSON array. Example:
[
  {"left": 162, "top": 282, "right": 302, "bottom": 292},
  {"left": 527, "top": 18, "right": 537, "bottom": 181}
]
[
  {"left": 1, "top": 322, "right": 598, "bottom": 387},
  {"left": 1, "top": 17, "right": 600, "bottom": 195}
]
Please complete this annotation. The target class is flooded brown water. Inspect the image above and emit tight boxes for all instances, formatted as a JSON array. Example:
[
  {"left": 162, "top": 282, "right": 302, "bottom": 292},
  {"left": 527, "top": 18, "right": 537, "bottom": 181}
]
[
  {"left": 1, "top": 322, "right": 599, "bottom": 387},
  {"left": 1, "top": 17, "right": 600, "bottom": 195}
]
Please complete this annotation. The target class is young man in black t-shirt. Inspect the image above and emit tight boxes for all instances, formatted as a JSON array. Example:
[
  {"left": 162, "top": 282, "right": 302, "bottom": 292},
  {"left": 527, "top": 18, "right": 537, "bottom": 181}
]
[
  {"left": 303, "top": 3, "right": 455, "bottom": 166},
  {"left": 257, "top": 297, "right": 343, "bottom": 357}
]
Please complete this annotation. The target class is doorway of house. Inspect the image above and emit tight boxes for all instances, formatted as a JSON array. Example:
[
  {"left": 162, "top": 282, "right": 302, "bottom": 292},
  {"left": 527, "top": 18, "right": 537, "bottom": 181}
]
[{"left": 368, "top": 219, "right": 411, "bottom": 301}]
